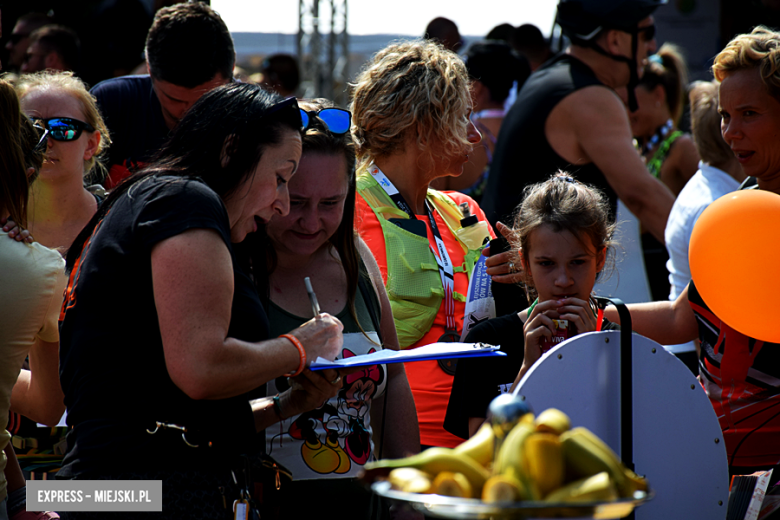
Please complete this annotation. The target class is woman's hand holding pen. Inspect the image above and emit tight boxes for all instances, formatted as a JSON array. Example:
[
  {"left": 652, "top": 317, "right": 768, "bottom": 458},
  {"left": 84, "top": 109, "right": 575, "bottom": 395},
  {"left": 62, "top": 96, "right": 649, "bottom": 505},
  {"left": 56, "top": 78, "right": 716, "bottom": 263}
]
[{"left": 289, "top": 313, "right": 344, "bottom": 367}]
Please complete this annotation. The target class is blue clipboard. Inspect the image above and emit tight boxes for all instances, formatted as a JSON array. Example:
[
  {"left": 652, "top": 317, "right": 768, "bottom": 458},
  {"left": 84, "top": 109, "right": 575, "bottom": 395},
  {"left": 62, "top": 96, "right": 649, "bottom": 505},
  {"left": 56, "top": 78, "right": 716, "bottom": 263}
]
[{"left": 309, "top": 342, "right": 506, "bottom": 370}]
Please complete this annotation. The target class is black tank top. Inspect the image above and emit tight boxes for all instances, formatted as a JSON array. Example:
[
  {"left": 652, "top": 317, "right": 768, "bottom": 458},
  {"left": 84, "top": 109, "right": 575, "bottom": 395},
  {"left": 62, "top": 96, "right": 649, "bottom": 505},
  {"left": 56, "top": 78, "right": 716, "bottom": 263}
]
[{"left": 481, "top": 53, "right": 619, "bottom": 226}]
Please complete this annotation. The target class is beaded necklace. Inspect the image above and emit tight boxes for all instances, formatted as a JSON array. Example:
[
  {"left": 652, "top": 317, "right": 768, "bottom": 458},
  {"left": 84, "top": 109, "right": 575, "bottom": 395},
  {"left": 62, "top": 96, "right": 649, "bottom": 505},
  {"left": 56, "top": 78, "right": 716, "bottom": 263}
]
[{"left": 641, "top": 118, "right": 674, "bottom": 155}]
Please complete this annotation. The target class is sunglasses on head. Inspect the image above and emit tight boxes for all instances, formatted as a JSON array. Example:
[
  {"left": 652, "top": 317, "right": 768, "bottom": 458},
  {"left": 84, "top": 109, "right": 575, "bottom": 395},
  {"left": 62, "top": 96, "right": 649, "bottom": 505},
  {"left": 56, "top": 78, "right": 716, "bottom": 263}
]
[
  {"left": 262, "top": 96, "right": 303, "bottom": 127},
  {"left": 33, "top": 117, "right": 95, "bottom": 142},
  {"left": 299, "top": 108, "right": 351, "bottom": 135}
]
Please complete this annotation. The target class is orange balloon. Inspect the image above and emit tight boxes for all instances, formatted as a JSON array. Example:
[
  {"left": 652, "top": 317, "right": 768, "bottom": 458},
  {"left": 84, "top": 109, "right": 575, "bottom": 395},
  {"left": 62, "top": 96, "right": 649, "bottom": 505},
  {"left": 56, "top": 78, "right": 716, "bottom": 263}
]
[{"left": 689, "top": 189, "right": 780, "bottom": 343}]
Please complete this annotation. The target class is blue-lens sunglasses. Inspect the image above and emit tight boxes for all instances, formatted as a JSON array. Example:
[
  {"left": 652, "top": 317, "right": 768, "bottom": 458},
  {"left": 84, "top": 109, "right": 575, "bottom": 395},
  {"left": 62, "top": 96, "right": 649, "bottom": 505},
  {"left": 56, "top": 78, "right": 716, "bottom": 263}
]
[
  {"left": 33, "top": 117, "right": 95, "bottom": 142},
  {"left": 299, "top": 108, "right": 351, "bottom": 135}
]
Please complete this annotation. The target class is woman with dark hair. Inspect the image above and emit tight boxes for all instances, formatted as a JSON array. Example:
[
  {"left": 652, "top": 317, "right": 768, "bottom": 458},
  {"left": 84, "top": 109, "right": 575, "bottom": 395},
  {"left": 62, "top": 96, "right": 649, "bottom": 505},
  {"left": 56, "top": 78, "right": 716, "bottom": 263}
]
[
  {"left": 629, "top": 43, "right": 700, "bottom": 301},
  {"left": 254, "top": 99, "right": 418, "bottom": 517},
  {"left": 0, "top": 79, "right": 65, "bottom": 519},
  {"left": 57, "top": 84, "right": 345, "bottom": 518},
  {"left": 630, "top": 43, "right": 699, "bottom": 195}
]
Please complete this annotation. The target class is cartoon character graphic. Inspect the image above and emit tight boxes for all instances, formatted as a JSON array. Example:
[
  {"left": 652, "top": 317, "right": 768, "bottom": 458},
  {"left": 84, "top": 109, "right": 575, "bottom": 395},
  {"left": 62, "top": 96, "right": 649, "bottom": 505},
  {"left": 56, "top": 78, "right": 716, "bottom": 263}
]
[{"left": 275, "top": 347, "right": 386, "bottom": 475}]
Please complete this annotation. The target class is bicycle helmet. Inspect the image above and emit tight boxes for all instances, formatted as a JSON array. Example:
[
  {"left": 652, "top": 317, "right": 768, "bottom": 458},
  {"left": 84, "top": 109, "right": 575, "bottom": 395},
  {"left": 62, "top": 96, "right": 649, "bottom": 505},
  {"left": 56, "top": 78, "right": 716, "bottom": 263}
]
[{"left": 556, "top": 0, "right": 667, "bottom": 111}]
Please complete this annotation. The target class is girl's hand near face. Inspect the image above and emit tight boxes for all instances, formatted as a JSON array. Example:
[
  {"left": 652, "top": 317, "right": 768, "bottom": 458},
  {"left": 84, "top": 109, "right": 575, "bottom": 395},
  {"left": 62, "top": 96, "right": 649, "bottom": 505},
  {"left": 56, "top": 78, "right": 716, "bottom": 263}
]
[
  {"left": 514, "top": 297, "right": 596, "bottom": 391},
  {"left": 556, "top": 297, "right": 598, "bottom": 335},
  {"left": 512, "top": 299, "right": 563, "bottom": 391},
  {"left": 521, "top": 299, "right": 562, "bottom": 369}
]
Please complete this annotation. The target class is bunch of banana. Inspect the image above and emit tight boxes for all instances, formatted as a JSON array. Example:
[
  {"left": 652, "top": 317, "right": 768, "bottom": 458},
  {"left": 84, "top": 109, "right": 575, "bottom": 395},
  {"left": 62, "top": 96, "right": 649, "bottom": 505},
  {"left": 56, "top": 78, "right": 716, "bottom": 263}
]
[
  {"left": 483, "top": 405, "right": 648, "bottom": 504},
  {"left": 559, "top": 427, "right": 649, "bottom": 498},
  {"left": 367, "top": 446, "right": 491, "bottom": 498},
  {"left": 368, "top": 396, "right": 649, "bottom": 506}
]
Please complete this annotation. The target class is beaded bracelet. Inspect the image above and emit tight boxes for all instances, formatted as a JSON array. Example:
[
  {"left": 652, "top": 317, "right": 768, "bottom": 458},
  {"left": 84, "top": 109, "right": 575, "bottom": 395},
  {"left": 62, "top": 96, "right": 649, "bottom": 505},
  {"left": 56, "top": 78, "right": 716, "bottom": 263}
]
[{"left": 280, "top": 333, "right": 306, "bottom": 377}]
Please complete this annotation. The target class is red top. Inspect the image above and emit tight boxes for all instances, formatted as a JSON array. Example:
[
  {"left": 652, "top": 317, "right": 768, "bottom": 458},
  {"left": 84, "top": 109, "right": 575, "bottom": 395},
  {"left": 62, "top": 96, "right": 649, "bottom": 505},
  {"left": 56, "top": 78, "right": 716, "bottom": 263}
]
[{"left": 688, "top": 281, "right": 780, "bottom": 469}]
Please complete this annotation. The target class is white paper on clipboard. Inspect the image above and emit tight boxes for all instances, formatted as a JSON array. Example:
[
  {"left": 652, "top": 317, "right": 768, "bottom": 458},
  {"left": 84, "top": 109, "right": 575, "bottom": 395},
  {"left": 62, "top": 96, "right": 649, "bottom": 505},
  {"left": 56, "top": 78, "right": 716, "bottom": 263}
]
[{"left": 309, "top": 342, "right": 505, "bottom": 370}]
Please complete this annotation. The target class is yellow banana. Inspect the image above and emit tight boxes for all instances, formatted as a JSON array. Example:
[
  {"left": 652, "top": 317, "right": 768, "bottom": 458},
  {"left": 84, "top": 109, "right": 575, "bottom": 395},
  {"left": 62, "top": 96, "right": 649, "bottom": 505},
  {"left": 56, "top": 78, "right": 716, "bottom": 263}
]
[
  {"left": 544, "top": 471, "right": 619, "bottom": 503},
  {"left": 387, "top": 467, "right": 433, "bottom": 494},
  {"left": 534, "top": 408, "right": 571, "bottom": 436},
  {"left": 522, "top": 432, "right": 564, "bottom": 497},
  {"left": 560, "top": 427, "right": 628, "bottom": 495},
  {"left": 493, "top": 423, "right": 540, "bottom": 500},
  {"left": 482, "top": 475, "right": 524, "bottom": 503},
  {"left": 431, "top": 471, "right": 473, "bottom": 498},
  {"left": 366, "top": 447, "right": 491, "bottom": 495},
  {"left": 623, "top": 468, "right": 649, "bottom": 495},
  {"left": 453, "top": 422, "right": 494, "bottom": 468}
]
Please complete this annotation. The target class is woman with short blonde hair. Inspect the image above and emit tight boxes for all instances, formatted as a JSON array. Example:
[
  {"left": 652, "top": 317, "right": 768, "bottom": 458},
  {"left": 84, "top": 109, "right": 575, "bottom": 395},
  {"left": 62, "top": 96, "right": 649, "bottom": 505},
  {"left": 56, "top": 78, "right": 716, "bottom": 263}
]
[
  {"left": 351, "top": 40, "right": 474, "bottom": 176},
  {"left": 351, "top": 40, "right": 495, "bottom": 449},
  {"left": 712, "top": 25, "right": 780, "bottom": 99}
]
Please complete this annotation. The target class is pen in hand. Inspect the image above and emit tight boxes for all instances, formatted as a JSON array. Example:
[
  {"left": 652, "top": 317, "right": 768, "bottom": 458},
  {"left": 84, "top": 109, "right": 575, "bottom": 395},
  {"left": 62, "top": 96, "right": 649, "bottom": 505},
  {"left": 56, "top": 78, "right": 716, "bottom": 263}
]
[{"left": 304, "top": 277, "right": 321, "bottom": 318}]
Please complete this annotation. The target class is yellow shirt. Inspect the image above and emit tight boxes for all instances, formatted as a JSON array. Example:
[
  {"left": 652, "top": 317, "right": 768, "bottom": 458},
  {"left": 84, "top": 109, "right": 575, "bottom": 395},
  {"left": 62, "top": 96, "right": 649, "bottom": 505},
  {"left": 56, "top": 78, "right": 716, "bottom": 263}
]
[{"left": 0, "top": 235, "right": 65, "bottom": 499}]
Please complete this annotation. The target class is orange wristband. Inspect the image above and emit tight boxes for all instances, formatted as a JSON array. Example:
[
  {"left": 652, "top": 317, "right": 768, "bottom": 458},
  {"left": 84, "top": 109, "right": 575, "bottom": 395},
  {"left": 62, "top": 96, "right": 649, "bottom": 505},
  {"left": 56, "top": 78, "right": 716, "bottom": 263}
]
[{"left": 280, "top": 334, "right": 306, "bottom": 377}]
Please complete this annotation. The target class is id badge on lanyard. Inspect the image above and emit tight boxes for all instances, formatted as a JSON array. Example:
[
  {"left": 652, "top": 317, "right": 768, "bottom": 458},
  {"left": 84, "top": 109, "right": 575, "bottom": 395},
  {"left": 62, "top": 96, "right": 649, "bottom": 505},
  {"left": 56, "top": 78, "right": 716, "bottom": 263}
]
[
  {"left": 369, "top": 165, "right": 461, "bottom": 371},
  {"left": 459, "top": 253, "right": 495, "bottom": 342}
]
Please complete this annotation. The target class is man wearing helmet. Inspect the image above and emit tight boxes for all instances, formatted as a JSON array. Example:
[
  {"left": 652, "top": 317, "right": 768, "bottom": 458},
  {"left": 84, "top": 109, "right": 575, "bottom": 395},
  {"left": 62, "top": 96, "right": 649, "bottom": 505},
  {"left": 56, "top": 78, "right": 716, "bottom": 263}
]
[{"left": 481, "top": 0, "right": 674, "bottom": 246}]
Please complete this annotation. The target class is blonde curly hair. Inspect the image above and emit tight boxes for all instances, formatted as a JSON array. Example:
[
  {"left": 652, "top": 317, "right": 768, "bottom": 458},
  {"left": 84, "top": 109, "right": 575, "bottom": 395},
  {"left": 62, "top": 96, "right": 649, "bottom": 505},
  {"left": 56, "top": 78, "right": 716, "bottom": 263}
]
[
  {"left": 350, "top": 39, "right": 472, "bottom": 172},
  {"left": 712, "top": 26, "right": 780, "bottom": 100},
  {"left": 15, "top": 70, "right": 111, "bottom": 182}
]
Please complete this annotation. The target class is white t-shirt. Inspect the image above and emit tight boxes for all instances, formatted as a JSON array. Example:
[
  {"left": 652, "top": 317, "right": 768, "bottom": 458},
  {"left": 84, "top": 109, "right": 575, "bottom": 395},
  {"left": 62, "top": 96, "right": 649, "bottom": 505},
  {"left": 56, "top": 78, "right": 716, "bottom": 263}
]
[
  {"left": 0, "top": 235, "right": 65, "bottom": 500},
  {"left": 665, "top": 162, "right": 741, "bottom": 300}
]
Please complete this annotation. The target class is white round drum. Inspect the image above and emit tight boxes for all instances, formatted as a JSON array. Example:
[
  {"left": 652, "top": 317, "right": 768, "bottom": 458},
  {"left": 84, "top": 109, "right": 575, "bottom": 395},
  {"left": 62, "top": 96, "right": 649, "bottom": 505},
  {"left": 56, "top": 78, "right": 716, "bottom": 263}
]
[{"left": 514, "top": 330, "right": 729, "bottom": 520}]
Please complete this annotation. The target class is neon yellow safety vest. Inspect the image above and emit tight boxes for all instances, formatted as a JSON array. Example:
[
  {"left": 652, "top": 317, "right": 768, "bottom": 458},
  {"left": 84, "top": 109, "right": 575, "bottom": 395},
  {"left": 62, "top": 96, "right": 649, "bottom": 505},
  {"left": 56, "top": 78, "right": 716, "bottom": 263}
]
[{"left": 357, "top": 170, "right": 491, "bottom": 348}]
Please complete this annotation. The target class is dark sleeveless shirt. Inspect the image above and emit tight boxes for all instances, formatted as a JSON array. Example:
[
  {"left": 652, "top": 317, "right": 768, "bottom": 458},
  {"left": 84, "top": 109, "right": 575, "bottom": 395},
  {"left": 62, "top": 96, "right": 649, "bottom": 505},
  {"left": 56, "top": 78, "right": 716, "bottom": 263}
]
[{"left": 481, "top": 53, "right": 619, "bottom": 226}]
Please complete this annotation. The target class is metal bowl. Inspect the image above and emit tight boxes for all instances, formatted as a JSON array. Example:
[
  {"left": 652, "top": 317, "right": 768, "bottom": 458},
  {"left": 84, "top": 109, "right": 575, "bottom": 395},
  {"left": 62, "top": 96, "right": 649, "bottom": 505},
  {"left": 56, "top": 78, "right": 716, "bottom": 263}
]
[{"left": 371, "top": 481, "right": 653, "bottom": 519}]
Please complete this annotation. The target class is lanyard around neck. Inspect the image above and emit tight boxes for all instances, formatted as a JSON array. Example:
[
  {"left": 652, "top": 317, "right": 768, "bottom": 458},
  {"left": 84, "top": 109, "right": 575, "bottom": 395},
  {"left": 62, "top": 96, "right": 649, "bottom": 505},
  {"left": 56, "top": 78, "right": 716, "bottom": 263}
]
[{"left": 369, "top": 163, "right": 458, "bottom": 334}]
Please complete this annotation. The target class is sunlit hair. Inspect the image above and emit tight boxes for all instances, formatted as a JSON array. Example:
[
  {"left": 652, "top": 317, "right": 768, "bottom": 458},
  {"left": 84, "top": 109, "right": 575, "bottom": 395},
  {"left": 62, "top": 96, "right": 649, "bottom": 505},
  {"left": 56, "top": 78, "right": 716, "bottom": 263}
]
[
  {"left": 511, "top": 172, "right": 616, "bottom": 299},
  {"left": 15, "top": 71, "right": 111, "bottom": 183},
  {"left": 712, "top": 26, "right": 780, "bottom": 100},
  {"left": 688, "top": 80, "right": 733, "bottom": 167},
  {"left": 350, "top": 39, "right": 472, "bottom": 173},
  {"left": 0, "top": 79, "right": 30, "bottom": 227},
  {"left": 638, "top": 43, "right": 689, "bottom": 125}
]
